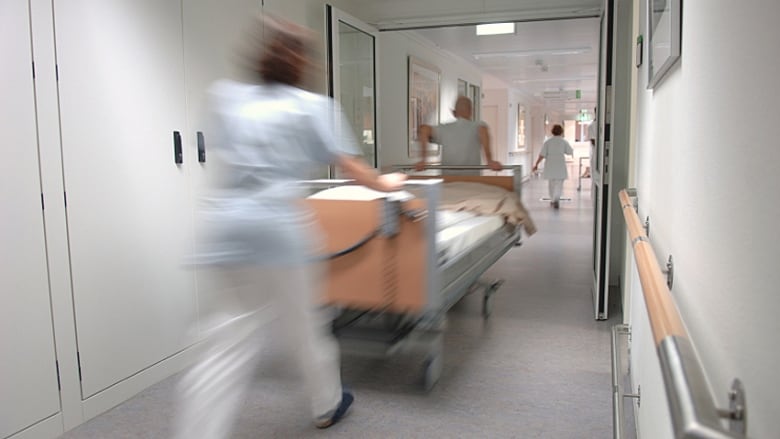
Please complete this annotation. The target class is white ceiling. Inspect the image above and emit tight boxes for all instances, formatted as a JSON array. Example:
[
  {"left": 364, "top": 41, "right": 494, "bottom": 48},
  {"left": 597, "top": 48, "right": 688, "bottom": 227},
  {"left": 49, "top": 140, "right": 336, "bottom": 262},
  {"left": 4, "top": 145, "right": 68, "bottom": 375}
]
[{"left": 410, "top": 18, "right": 601, "bottom": 116}]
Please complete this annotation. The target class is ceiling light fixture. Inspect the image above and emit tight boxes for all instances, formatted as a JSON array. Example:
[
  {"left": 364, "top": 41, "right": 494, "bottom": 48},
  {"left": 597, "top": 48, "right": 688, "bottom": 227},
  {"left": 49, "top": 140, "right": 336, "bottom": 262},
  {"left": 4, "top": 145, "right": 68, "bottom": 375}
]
[
  {"left": 475, "top": 23, "right": 515, "bottom": 36},
  {"left": 513, "top": 75, "right": 596, "bottom": 84},
  {"left": 473, "top": 47, "right": 591, "bottom": 59}
]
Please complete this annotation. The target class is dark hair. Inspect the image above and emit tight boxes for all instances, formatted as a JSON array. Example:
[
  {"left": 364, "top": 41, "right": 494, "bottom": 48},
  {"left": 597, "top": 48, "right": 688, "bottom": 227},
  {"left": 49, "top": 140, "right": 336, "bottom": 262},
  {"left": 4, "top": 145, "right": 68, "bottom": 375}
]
[
  {"left": 254, "top": 17, "right": 314, "bottom": 86},
  {"left": 551, "top": 124, "right": 564, "bottom": 136}
]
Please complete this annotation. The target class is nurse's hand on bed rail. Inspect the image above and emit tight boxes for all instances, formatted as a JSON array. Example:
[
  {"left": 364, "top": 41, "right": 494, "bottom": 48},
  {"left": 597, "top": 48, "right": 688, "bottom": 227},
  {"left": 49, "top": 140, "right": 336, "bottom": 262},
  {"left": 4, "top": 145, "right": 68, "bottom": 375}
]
[
  {"left": 337, "top": 155, "right": 407, "bottom": 192},
  {"left": 487, "top": 159, "right": 503, "bottom": 171},
  {"left": 376, "top": 172, "right": 408, "bottom": 192}
]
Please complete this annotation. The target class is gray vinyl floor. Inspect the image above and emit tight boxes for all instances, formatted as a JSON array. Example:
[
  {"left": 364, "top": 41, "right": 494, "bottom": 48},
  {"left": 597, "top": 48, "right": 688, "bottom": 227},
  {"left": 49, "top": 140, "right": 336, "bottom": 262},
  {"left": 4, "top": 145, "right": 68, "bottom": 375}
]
[{"left": 60, "top": 176, "right": 621, "bottom": 439}]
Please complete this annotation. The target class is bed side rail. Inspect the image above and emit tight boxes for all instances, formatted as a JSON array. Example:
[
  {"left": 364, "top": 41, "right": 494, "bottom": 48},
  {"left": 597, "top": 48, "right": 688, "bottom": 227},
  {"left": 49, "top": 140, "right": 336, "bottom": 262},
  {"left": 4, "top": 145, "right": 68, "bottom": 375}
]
[{"left": 388, "top": 164, "right": 524, "bottom": 200}]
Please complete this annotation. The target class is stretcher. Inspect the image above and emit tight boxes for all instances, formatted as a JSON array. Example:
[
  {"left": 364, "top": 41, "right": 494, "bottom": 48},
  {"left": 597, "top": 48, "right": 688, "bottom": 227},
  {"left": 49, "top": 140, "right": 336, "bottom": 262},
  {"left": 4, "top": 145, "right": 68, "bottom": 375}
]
[{"left": 304, "top": 165, "right": 533, "bottom": 390}]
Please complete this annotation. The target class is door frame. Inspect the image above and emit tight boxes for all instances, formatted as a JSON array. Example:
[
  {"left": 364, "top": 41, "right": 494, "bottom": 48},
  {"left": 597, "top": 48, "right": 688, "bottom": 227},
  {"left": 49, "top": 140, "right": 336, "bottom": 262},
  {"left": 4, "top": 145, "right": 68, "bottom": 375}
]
[
  {"left": 326, "top": 5, "right": 380, "bottom": 170},
  {"left": 592, "top": 0, "right": 615, "bottom": 320}
]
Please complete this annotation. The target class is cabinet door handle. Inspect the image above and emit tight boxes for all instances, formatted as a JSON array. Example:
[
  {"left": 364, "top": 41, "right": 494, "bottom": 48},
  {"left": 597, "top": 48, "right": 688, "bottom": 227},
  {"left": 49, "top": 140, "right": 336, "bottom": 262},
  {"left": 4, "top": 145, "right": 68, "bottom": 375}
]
[
  {"left": 197, "top": 131, "right": 206, "bottom": 163},
  {"left": 173, "top": 131, "right": 183, "bottom": 164}
]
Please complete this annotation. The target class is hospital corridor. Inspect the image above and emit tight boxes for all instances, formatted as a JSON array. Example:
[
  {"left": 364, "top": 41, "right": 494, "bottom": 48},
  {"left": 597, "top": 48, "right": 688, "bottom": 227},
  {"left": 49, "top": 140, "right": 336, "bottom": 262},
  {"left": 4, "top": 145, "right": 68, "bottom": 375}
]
[
  {"left": 57, "top": 178, "right": 616, "bottom": 439},
  {"left": 4, "top": 0, "right": 780, "bottom": 438}
]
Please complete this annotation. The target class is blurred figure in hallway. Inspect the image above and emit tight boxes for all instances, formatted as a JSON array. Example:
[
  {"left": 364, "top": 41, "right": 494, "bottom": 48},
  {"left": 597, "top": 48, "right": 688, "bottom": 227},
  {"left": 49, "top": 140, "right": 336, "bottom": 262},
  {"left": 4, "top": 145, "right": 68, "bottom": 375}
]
[
  {"left": 532, "top": 124, "right": 573, "bottom": 209},
  {"left": 415, "top": 96, "right": 503, "bottom": 173},
  {"left": 173, "top": 16, "right": 406, "bottom": 438}
]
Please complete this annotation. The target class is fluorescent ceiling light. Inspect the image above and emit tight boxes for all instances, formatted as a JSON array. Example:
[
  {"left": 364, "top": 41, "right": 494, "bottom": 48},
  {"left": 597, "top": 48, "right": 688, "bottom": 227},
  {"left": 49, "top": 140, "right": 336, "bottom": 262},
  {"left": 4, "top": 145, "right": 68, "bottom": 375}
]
[
  {"left": 473, "top": 47, "right": 591, "bottom": 59},
  {"left": 513, "top": 75, "right": 595, "bottom": 84},
  {"left": 476, "top": 23, "right": 515, "bottom": 36}
]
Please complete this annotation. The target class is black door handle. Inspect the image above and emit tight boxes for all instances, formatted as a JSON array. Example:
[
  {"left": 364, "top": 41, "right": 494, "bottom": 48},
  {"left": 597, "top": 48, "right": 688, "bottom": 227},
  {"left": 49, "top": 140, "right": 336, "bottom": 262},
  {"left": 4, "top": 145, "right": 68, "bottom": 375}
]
[
  {"left": 197, "top": 131, "right": 206, "bottom": 163},
  {"left": 173, "top": 131, "right": 183, "bottom": 164}
]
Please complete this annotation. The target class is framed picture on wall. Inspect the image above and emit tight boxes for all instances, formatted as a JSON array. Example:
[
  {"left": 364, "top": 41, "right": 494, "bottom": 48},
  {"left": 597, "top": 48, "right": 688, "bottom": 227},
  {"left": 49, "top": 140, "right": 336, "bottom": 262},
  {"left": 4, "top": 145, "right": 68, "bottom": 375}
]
[
  {"left": 647, "top": 0, "right": 681, "bottom": 89},
  {"left": 457, "top": 79, "right": 468, "bottom": 97},
  {"left": 408, "top": 56, "right": 441, "bottom": 158},
  {"left": 517, "top": 104, "right": 526, "bottom": 150}
]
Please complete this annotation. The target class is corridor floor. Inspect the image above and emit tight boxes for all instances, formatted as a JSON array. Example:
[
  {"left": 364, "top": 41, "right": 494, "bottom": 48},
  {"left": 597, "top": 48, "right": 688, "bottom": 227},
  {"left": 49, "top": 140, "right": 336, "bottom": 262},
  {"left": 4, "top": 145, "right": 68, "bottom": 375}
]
[{"left": 61, "top": 176, "right": 618, "bottom": 439}]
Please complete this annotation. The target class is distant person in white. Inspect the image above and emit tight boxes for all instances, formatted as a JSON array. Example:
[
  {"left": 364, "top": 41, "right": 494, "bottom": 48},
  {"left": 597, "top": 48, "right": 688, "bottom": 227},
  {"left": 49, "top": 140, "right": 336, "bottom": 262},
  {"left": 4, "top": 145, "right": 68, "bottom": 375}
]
[
  {"left": 415, "top": 96, "right": 503, "bottom": 173},
  {"left": 173, "top": 16, "right": 406, "bottom": 438},
  {"left": 532, "top": 124, "right": 574, "bottom": 209}
]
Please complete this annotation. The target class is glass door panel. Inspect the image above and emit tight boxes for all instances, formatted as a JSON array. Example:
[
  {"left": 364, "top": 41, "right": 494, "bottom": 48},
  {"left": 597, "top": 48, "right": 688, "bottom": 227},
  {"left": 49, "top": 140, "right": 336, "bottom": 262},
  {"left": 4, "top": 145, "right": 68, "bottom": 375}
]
[{"left": 327, "top": 6, "right": 378, "bottom": 176}]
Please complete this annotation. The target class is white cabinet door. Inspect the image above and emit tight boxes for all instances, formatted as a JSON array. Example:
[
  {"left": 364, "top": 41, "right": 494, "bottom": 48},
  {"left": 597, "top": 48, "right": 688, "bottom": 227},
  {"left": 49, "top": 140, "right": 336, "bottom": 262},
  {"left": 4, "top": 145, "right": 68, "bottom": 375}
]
[
  {"left": 0, "top": 1, "right": 62, "bottom": 436},
  {"left": 54, "top": 0, "right": 198, "bottom": 398},
  {"left": 182, "top": 0, "right": 262, "bottom": 199},
  {"left": 182, "top": 0, "right": 262, "bottom": 330}
]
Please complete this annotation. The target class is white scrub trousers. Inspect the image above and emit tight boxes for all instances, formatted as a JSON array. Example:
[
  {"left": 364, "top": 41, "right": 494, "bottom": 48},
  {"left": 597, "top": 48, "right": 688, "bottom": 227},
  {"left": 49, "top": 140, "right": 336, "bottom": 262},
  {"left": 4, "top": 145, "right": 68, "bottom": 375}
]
[
  {"left": 548, "top": 179, "right": 564, "bottom": 202},
  {"left": 173, "top": 264, "right": 342, "bottom": 438}
]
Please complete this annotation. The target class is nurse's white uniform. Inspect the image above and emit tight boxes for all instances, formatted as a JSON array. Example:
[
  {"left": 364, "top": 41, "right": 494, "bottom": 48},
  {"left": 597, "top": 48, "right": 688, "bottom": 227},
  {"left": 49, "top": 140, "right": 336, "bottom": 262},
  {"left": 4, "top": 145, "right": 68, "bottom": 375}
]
[
  {"left": 174, "top": 79, "right": 358, "bottom": 438},
  {"left": 540, "top": 136, "right": 574, "bottom": 202}
]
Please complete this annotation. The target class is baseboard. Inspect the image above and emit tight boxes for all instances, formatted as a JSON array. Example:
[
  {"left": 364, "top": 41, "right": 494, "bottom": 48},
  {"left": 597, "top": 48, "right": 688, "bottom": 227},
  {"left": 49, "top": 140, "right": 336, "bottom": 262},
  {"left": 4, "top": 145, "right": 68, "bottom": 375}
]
[
  {"left": 6, "top": 413, "right": 63, "bottom": 439},
  {"left": 78, "top": 343, "right": 202, "bottom": 424}
]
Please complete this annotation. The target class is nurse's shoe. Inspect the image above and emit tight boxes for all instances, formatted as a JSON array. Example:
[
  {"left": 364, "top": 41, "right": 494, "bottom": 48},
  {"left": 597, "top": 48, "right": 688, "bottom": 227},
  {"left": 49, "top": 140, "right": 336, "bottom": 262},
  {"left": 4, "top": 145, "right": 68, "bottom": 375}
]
[{"left": 315, "top": 390, "right": 354, "bottom": 429}]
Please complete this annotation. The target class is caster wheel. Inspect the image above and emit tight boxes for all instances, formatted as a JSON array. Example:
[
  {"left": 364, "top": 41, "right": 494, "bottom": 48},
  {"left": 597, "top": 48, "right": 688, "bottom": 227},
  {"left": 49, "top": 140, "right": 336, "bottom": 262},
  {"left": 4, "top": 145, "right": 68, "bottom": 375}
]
[
  {"left": 422, "top": 355, "right": 442, "bottom": 391},
  {"left": 482, "top": 293, "right": 493, "bottom": 319}
]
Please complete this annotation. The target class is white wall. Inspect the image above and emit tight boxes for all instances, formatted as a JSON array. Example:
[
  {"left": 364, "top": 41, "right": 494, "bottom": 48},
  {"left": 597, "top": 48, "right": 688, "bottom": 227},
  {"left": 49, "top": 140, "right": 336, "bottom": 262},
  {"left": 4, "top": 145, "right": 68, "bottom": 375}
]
[
  {"left": 375, "top": 31, "right": 483, "bottom": 167},
  {"left": 628, "top": 1, "right": 780, "bottom": 438},
  {"left": 482, "top": 73, "right": 542, "bottom": 176}
]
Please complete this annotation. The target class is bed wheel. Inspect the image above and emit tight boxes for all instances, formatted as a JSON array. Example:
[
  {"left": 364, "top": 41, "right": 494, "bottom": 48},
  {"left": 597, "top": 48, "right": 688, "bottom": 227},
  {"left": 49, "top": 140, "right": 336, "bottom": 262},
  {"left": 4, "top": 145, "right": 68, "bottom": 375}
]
[
  {"left": 482, "top": 280, "right": 503, "bottom": 319},
  {"left": 482, "top": 294, "right": 493, "bottom": 319},
  {"left": 422, "top": 354, "right": 443, "bottom": 391}
]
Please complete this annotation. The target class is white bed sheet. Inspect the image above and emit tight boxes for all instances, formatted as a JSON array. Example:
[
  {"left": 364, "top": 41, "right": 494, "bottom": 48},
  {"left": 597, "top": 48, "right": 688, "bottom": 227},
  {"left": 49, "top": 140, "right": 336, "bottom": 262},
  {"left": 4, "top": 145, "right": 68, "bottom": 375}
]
[
  {"left": 308, "top": 185, "right": 504, "bottom": 264},
  {"left": 436, "top": 212, "right": 504, "bottom": 264}
]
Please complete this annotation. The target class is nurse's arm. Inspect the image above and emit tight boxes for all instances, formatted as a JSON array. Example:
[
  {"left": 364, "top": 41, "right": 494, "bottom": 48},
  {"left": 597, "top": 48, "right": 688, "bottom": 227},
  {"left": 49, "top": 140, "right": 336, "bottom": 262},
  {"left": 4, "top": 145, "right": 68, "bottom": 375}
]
[{"left": 337, "top": 155, "right": 407, "bottom": 192}]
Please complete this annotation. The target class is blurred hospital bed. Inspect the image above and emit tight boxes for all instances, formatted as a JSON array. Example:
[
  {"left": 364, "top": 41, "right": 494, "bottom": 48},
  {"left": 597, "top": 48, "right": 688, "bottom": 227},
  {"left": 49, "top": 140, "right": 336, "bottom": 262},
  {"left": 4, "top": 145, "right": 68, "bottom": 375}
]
[{"left": 304, "top": 165, "right": 535, "bottom": 390}]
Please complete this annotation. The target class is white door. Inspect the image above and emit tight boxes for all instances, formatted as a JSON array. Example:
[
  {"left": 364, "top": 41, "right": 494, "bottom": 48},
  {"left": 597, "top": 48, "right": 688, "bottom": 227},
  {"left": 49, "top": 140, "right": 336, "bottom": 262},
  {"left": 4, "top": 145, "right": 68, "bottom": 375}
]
[
  {"left": 181, "top": 0, "right": 263, "bottom": 331},
  {"left": 54, "top": 0, "right": 198, "bottom": 398},
  {"left": 482, "top": 104, "right": 499, "bottom": 163},
  {"left": 0, "top": 1, "right": 62, "bottom": 436},
  {"left": 591, "top": 0, "right": 614, "bottom": 320}
]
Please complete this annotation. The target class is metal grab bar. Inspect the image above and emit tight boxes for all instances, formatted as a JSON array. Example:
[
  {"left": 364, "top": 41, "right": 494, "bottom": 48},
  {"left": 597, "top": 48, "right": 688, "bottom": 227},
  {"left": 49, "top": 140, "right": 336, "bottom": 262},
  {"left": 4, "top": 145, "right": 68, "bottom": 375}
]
[
  {"left": 390, "top": 164, "right": 521, "bottom": 170},
  {"left": 618, "top": 189, "right": 747, "bottom": 438}
]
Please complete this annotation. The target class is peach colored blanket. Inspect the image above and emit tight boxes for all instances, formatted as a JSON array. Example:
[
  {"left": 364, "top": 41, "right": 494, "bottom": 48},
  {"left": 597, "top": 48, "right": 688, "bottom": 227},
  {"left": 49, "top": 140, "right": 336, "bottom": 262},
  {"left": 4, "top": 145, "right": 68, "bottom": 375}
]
[{"left": 413, "top": 182, "right": 536, "bottom": 236}]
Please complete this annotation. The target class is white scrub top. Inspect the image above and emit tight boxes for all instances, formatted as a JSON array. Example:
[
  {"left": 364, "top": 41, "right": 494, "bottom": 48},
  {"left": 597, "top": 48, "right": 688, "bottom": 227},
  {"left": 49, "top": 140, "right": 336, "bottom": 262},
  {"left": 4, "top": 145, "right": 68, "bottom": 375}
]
[
  {"left": 540, "top": 136, "right": 574, "bottom": 180},
  {"left": 192, "top": 80, "right": 360, "bottom": 267},
  {"left": 431, "top": 118, "right": 486, "bottom": 166}
]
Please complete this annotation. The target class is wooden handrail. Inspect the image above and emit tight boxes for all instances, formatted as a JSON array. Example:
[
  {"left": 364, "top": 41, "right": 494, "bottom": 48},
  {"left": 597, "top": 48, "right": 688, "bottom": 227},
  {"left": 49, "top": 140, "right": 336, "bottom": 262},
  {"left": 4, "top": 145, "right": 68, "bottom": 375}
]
[
  {"left": 618, "top": 189, "right": 746, "bottom": 438},
  {"left": 618, "top": 190, "right": 686, "bottom": 346}
]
